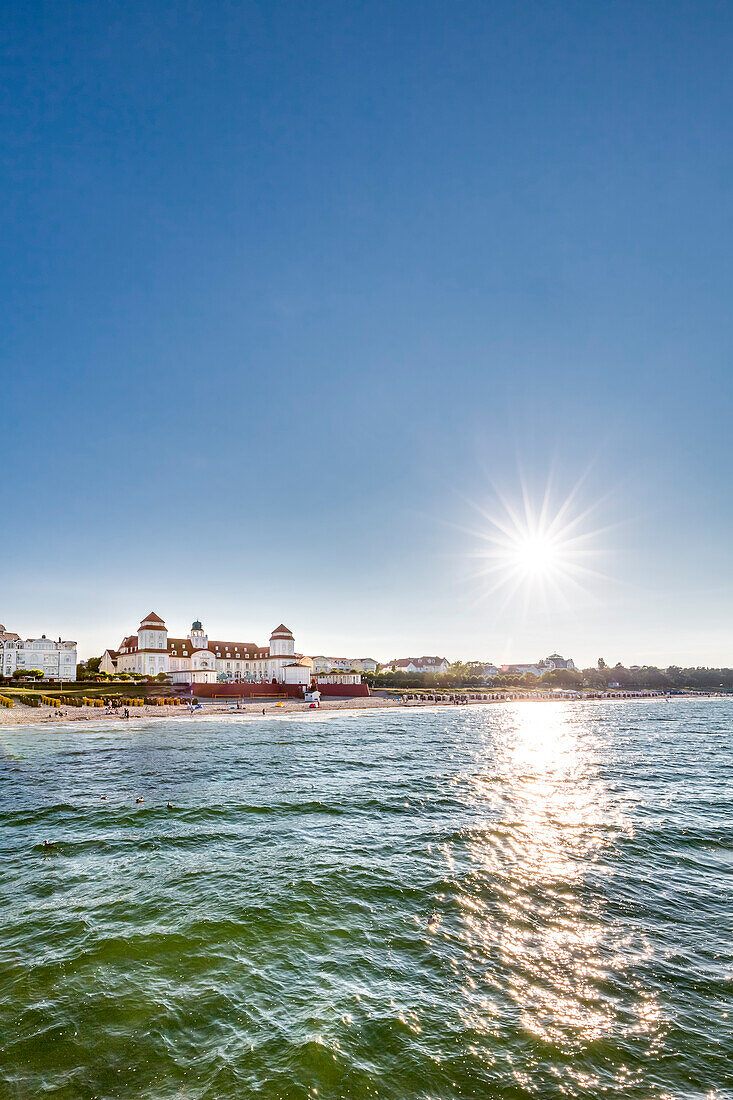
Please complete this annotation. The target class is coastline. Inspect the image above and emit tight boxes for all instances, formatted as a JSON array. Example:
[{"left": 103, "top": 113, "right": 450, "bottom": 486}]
[{"left": 0, "top": 691, "right": 724, "bottom": 730}]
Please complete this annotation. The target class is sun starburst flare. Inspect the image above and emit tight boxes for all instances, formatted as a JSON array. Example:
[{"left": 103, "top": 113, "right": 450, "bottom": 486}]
[{"left": 463, "top": 479, "right": 612, "bottom": 615}]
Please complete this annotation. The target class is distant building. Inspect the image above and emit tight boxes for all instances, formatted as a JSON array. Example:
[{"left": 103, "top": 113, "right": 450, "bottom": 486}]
[
  {"left": 500, "top": 654, "right": 576, "bottom": 677},
  {"left": 382, "top": 656, "right": 450, "bottom": 675},
  {"left": 0, "top": 626, "right": 77, "bottom": 681},
  {"left": 500, "top": 663, "right": 543, "bottom": 677},
  {"left": 101, "top": 612, "right": 308, "bottom": 685},
  {"left": 315, "top": 671, "right": 363, "bottom": 686},
  {"left": 308, "top": 656, "right": 378, "bottom": 674},
  {"left": 542, "top": 653, "right": 576, "bottom": 671}
]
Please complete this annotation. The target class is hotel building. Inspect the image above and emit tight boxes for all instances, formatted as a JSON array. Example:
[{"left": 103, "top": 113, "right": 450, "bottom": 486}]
[
  {"left": 101, "top": 612, "right": 309, "bottom": 686},
  {"left": 0, "top": 625, "right": 78, "bottom": 681}
]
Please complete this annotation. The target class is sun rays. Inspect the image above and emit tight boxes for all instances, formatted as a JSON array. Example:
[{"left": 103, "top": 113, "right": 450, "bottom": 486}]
[{"left": 461, "top": 475, "right": 612, "bottom": 617}]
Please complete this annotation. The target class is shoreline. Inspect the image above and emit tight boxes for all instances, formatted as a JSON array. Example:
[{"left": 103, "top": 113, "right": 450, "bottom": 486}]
[{"left": 0, "top": 691, "right": 726, "bottom": 731}]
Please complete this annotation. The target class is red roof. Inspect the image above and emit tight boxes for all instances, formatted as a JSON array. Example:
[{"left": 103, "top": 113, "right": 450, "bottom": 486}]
[
  {"left": 166, "top": 637, "right": 267, "bottom": 658},
  {"left": 207, "top": 638, "right": 264, "bottom": 655},
  {"left": 270, "top": 624, "right": 293, "bottom": 637},
  {"left": 139, "top": 611, "right": 166, "bottom": 626}
]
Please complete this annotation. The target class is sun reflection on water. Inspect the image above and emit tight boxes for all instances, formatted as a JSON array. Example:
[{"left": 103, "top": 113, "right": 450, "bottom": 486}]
[{"left": 450, "top": 703, "right": 663, "bottom": 1070}]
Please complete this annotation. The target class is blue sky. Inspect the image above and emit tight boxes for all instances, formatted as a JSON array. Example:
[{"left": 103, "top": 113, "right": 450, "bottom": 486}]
[{"left": 2, "top": 0, "right": 732, "bottom": 665}]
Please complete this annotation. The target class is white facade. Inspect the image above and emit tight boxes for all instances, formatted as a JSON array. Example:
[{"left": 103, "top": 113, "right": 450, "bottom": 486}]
[
  {"left": 542, "top": 654, "right": 576, "bottom": 671},
  {"left": 281, "top": 664, "right": 312, "bottom": 686},
  {"left": 309, "top": 655, "right": 378, "bottom": 674},
  {"left": 0, "top": 626, "right": 77, "bottom": 681},
  {"left": 316, "top": 671, "right": 362, "bottom": 685},
  {"left": 382, "top": 656, "right": 450, "bottom": 675},
  {"left": 102, "top": 613, "right": 299, "bottom": 685}
]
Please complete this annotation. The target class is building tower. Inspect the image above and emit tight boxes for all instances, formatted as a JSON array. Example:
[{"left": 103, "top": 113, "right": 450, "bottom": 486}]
[
  {"left": 138, "top": 612, "right": 168, "bottom": 651},
  {"left": 188, "top": 619, "right": 209, "bottom": 651},
  {"left": 269, "top": 624, "right": 295, "bottom": 657}
]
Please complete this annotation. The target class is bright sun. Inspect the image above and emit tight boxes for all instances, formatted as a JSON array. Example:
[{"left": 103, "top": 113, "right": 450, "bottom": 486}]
[
  {"left": 465, "top": 484, "right": 604, "bottom": 607},
  {"left": 512, "top": 532, "right": 562, "bottom": 576}
]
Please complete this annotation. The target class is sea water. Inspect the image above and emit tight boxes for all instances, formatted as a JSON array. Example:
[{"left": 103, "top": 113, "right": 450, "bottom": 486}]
[{"left": 1, "top": 700, "right": 731, "bottom": 1099}]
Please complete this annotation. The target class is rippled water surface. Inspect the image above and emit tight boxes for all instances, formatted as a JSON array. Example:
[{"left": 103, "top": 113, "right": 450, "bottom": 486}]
[{"left": 1, "top": 700, "right": 732, "bottom": 1099}]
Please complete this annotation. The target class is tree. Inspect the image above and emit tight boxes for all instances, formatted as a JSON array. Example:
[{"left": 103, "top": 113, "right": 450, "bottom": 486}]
[
  {"left": 540, "top": 668, "right": 583, "bottom": 689},
  {"left": 77, "top": 656, "right": 104, "bottom": 680},
  {"left": 13, "top": 668, "right": 44, "bottom": 681},
  {"left": 597, "top": 657, "right": 607, "bottom": 670}
]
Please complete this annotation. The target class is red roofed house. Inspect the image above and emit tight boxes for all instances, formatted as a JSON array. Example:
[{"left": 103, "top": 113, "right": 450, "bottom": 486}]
[
  {"left": 381, "top": 656, "right": 449, "bottom": 674},
  {"left": 100, "top": 613, "right": 308, "bottom": 685}
]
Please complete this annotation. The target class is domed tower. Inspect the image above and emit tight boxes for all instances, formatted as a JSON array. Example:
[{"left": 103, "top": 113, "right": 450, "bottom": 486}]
[
  {"left": 188, "top": 619, "right": 208, "bottom": 651},
  {"left": 269, "top": 624, "right": 295, "bottom": 657},
  {"left": 138, "top": 612, "right": 168, "bottom": 651}
]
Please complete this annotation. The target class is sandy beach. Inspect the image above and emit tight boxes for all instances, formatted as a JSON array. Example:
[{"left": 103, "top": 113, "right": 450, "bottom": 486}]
[
  {"left": 0, "top": 695, "right": 404, "bottom": 728},
  {"left": 0, "top": 691, "right": 718, "bottom": 728}
]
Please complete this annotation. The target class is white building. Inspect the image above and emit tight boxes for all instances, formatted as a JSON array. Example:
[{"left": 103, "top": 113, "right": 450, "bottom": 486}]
[
  {"left": 308, "top": 655, "right": 378, "bottom": 674},
  {"left": 0, "top": 625, "right": 77, "bottom": 681},
  {"left": 499, "top": 655, "right": 576, "bottom": 677},
  {"left": 542, "top": 653, "right": 576, "bottom": 671},
  {"left": 382, "top": 656, "right": 450, "bottom": 675},
  {"left": 101, "top": 612, "right": 308, "bottom": 685},
  {"left": 315, "top": 671, "right": 363, "bottom": 686}
]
